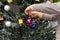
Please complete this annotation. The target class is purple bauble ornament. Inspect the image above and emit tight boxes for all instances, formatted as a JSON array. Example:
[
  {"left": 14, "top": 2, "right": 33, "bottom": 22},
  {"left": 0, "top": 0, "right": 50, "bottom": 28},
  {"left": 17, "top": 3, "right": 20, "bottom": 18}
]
[{"left": 26, "top": 18, "right": 32, "bottom": 25}]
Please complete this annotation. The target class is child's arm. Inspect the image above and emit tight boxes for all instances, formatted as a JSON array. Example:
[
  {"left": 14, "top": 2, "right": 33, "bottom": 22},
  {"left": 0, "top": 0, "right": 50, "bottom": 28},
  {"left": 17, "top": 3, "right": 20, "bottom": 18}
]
[
  {"left": 31, "top": 11, "right": 58, "bottom": 21},
  {"left": 32, "top": 2, "right": 60, "bottom": 15},
  {"left": 37, "top": 12, "right": 58, "bottom": 21}
]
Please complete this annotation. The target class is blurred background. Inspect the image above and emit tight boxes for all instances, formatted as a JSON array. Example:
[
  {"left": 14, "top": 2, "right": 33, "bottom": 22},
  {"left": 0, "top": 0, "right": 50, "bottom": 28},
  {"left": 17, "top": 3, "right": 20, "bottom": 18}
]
[{"left": 0, "top": 0, "right": 59, "bottom": 40}]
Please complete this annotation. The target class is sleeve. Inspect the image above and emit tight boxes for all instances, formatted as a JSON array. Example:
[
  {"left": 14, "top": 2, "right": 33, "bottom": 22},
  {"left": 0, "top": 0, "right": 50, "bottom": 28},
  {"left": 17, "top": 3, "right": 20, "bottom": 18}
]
[
  {"left": 32, "top": 3, "right": 48, "bottom": 12},
  {"left": 32, "top": 2, "right": 60, "bottom": 14},
  {"left": 32, "top": 2, "right": 60, "bottom": 21},
  {"left": 43, "top": 13, "right": 59, "bottom": 21}
]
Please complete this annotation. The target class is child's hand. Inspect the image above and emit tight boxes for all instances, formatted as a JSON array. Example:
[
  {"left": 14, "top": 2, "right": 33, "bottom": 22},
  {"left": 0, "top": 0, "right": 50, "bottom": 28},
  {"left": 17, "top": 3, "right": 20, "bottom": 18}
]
[
  {"left": 29, "top": 11, "right": 39, "bottom": 17},
  {"left": 29, "top": 11, "right": 43, "bottom": 18},
  {"left": 25, "top": 5, "right": 33, "bottom": 15},
  {"left": 25, "top": 5, "right": 43, "bottom": 18}
]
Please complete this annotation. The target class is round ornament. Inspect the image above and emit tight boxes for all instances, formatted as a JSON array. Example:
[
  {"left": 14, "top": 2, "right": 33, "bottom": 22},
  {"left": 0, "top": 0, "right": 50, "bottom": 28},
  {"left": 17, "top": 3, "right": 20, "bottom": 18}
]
[
  {"left": 31, "top": 24, "right": 36, "bottom": 29},
  {"left": 26, "top": 18, "right": 32, "bottom": 25},
  {"left": 4, "top": 5, "right": 10, "bottom": 11},
  {"left": 5, "top": 21, "right": 11, "bottom": 27}
]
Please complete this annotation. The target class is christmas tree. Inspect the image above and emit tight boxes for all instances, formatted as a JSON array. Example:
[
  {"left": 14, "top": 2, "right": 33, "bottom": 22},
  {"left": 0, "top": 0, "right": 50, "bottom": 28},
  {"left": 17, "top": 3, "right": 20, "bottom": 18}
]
[{"left": 0, "top": 0, "right": 57, "bottom": 40}]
